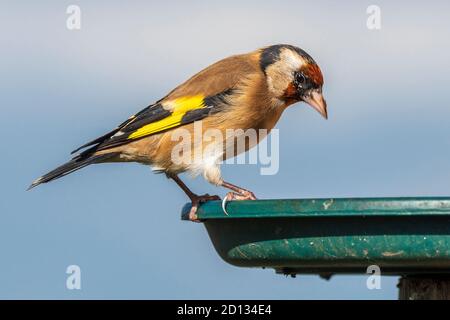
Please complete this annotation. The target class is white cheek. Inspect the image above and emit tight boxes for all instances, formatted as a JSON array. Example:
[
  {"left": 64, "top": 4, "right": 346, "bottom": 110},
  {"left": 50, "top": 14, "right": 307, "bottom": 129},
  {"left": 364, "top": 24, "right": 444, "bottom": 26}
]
[
  {"left": 267, "top": 76, "right": 276, "bottom": 93},
  {"left": 280, "top": 49, "right": 303, "bottom": 71}
]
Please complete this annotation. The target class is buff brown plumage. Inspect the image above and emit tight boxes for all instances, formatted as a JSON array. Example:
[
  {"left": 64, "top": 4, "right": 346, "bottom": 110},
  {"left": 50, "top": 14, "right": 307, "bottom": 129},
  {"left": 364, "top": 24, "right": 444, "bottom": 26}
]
[{"left": 29, "top": 44, "right": 327, "bottom": 221}]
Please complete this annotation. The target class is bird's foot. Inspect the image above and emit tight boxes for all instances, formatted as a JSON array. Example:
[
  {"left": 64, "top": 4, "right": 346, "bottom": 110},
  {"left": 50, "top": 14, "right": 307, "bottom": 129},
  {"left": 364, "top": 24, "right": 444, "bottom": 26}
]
[
  {"left": 222, "top": 190, "right": 257, "bottom": 215},
  {"left": 189, "top": 194, "right": 221, "bottom": 222}
]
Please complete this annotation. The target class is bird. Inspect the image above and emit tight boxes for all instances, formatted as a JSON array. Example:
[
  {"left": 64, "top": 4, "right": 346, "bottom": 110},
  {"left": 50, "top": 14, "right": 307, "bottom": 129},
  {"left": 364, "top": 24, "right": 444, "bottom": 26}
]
[{"left": 28, "top": 44, "right": 327, "bottom": 221}]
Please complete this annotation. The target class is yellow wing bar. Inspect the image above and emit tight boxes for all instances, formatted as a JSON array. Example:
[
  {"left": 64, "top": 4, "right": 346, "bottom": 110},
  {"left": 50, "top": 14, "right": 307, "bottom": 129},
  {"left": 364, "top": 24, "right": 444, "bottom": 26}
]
[{"left": 127, "top": 95, "right": 205, "bottom": 139}]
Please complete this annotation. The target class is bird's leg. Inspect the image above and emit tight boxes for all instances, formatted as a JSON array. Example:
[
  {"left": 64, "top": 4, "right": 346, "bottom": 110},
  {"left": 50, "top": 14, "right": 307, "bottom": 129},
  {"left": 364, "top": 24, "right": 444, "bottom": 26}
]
[
  {"left": 220, "top": 181, "right": 257, "bottom": 215},
  {"left": 168, "top": 174, "right": 220, "bottom": 222}
]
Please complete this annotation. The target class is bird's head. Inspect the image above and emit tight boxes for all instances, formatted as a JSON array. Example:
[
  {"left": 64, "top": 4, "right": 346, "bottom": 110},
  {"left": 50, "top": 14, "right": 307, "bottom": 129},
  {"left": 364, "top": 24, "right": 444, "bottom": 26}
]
[{"left": 260, "top": 44, "right": 327, "bottom": 119}]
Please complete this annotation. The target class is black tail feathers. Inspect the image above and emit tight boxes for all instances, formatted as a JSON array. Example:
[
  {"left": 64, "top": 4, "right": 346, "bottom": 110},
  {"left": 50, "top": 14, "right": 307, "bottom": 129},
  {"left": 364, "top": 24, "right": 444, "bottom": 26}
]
[{"left": 28, "top": 153, "right": 118, "bottom": 190}]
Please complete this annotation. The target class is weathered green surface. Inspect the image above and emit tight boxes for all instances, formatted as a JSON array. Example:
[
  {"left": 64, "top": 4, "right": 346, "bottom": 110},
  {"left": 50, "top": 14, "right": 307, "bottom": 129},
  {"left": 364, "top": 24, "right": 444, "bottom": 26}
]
[{"left": 181, "top": 198, "right": 450, "bottom": 275}]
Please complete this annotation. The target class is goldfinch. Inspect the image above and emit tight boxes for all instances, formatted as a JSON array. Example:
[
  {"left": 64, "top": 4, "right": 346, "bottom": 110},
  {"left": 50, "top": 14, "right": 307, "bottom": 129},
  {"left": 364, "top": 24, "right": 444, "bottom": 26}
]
[{"left": 29, "top": 44, "right": 327, "bottom": 221}]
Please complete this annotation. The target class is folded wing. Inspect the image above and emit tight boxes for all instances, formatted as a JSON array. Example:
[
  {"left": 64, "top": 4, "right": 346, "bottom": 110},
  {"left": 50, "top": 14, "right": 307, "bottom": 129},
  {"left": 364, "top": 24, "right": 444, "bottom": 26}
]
[{"left": 71, "top": 53, "right": 257, "bottom": 155}]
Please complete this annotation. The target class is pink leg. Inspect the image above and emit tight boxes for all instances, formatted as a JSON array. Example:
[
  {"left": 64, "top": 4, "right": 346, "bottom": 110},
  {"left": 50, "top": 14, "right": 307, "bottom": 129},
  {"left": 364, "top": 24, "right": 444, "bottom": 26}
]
[{"left": 169, "top": 174, "right": 220, "bottom": 222}]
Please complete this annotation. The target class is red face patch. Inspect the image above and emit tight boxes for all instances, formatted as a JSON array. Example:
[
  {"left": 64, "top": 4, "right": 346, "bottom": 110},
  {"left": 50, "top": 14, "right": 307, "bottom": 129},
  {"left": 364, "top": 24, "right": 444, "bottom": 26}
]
[
  {"left": 284, "top": 82, "right": 297, "bottom": 98},
  {"left": 302, "top": 63, "right": 324, "bottom": 87}
]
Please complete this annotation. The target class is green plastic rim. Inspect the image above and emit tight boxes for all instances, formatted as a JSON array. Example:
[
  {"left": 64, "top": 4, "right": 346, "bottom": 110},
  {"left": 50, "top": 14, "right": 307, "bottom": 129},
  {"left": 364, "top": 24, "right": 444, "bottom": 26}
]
[{"left": 181, "top": 197, "right": 450, "bottom": 220}]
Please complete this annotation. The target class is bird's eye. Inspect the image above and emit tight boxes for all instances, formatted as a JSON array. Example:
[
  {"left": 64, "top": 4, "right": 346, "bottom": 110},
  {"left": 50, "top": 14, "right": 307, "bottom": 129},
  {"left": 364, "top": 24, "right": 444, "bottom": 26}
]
[{"left": 295, "top": 72, "right": 306, "bottom": 86}]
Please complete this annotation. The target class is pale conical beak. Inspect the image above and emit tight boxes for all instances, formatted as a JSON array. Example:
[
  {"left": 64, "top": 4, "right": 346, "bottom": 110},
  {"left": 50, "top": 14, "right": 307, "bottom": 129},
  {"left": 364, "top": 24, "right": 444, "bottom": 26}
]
[{"left": 304, "top": 90, "right": 328, "bottom": 119}]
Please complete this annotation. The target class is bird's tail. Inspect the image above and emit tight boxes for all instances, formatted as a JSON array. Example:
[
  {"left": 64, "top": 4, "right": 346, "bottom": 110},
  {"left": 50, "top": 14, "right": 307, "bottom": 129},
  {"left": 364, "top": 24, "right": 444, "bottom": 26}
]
[{"left": 28, "top": 152, "right": 118, "bottom": 190}]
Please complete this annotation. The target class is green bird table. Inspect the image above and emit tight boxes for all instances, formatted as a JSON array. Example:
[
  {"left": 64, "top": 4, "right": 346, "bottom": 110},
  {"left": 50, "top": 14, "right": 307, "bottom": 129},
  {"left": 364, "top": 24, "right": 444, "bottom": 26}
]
[{"left": 182, "top": 197, "right": 450, "bottom": 300}]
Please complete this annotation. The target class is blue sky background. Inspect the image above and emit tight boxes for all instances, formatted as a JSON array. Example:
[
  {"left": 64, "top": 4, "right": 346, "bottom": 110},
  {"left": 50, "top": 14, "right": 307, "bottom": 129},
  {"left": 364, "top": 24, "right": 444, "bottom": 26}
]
[{"left": 1, "top": 0, "right": 450, "bottom": 299}]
